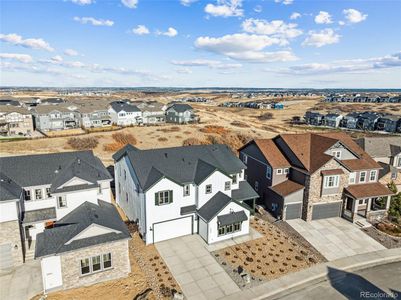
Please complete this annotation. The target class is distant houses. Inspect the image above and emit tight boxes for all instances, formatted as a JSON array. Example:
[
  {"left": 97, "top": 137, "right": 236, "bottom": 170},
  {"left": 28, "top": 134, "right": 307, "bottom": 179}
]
[
  {"left": 324, "top": 94, "right": 401, "bottom": 103},
  {"left": 219, "top": 101, "right": 285, "bottom": 110},
  {"left": 108, "top": 101, "right": 142, "bottom": 126},
  {"left": 32, "top": 105, "right": 81, "bottom": 132},
  {"left": 304, "top": 110, "right": 401, "bottom": 134},
  {"left": 166, "top": 103, "right": 198, "bottom": 124},
  {"left": 0, "top": 106, "right": 34, "bottom": 136}
]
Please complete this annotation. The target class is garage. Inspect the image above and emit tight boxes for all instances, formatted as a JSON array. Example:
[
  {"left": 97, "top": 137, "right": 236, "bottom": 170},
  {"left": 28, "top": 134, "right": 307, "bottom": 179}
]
[
  {"left": 284, "top": 203, "right": 302, "bottom": 220},
  {"left": 0, "top": 243, "right": 13, "bottom": 271},
  {"left": 312, "top": 202, "right": 342, "bottom": 220},
  {"left": 152, "top": 216, "right": 193, "bottom": 243}
]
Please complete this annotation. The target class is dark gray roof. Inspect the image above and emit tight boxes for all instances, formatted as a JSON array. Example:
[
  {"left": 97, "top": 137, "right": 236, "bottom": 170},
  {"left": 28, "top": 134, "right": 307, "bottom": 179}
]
[
  {"left": 113, "top": 144, "right": 245, "bottom": 191},
  {"left": 110, "top": 101, "right": 140, "bottom": 113},
  {"left": 35, "top": 200, "right": 130, "bottom": 258},
  {"left": 23, "top": 207, "right": 56, "bottom": 224},
  {"left": 232, "top": 181, "right": 259, "bottom": 202},
  {"left": 167, "top": 104, "right": 193, "bottom": 113},
  {"left": 41, "top": 98, "right": 64, "bottom": 104},
  {"left": 180, "top": 205, "right": 197, "bottom": 215},
  {"left": 52, "top": 183, "right": 99, "bottom": 194},
  {"left": 197, "top": 192, "right": 232, "bottom": 222},
  {"left": 0, "top": 151, "right": 112, "bottom": 189},
  {"left": 217, "top": 211, "right": 248, "bottom": 226},
  {"left": 0, "top": 173, "right": 22, "bottom": 201},
  {"left": 0, "top": 99, "right": 20, "bottom": 106}
]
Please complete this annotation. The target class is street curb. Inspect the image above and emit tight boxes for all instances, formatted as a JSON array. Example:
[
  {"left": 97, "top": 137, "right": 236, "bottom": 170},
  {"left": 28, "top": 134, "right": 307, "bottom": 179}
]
[{"left": 219, "top": 248, "right": 401, "bottom": 300}]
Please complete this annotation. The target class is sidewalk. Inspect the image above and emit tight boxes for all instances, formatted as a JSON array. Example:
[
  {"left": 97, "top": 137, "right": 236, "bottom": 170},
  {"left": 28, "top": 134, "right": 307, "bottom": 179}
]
[{"left": 219, "top": 248, "right": 401, "bottom": 300}]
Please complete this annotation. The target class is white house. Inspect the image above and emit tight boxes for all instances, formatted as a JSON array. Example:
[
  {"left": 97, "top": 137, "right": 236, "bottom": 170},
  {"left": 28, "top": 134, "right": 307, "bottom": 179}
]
[
  {"left": 0, "top": 151, "right": 113, "bottom": 268},
  {"left": 108, "top": 101, "right": 142, "bottom": 126},
  {"left": 113, "top": 144, "right": 258, "bottom": 244}
]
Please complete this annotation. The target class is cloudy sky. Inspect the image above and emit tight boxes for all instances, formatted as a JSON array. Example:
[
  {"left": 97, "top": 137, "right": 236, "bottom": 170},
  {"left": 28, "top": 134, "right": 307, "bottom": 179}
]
[{"left": 1, "top": 0, "right": 401, "bottom": 88}]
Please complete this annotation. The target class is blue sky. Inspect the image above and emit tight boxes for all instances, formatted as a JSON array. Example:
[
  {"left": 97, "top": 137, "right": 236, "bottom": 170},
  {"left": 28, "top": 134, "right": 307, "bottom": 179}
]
[{"left": 1, "top": 0, "right": 401, "bottom": 88}]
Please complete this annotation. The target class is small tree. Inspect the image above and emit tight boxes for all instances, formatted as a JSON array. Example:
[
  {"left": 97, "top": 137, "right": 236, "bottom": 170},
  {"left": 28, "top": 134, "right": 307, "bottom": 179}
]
[{"left": 388, "top": 181, "right": 401, "bottom": 222}]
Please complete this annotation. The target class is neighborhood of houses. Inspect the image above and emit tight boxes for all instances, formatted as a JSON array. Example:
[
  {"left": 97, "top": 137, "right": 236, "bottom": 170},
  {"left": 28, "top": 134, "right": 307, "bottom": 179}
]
[
  {"left": 219, "top": 101, "right": 285, "bottom": 110},
  {"left": 324, "top": 94, "right": 401, "bottom": 103},
  {"left": 0, "top": 131, "right": 399, "bottom": 297},
  {"left": 0, "top": 98, "right": 198, "bottom": 137},
  {"left": 304, "top": 111, "right": 401, "bottom": 133}
]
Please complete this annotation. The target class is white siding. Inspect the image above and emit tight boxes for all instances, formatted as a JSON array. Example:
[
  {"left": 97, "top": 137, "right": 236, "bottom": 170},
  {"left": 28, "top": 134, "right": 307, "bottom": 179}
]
[
  {"left": 153, "top": 216, "right": 193, "bottom": 243},
  {"left": 41, "top": 256, "right": 63, "bottom": 291},
  {"left": 56, "top": 189, "right": 99, "bottom": 219},
  {"left": 0, "top": 201, "right": 19, "bottom": 222},
  {"left": 198, "top": 171, "right": 232, "bottom": 208}
]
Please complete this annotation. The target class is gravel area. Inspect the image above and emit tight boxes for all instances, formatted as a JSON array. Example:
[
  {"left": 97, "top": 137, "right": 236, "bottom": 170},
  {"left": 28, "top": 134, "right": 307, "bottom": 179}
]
[{"left": 361, "top": 226, "right": 401, "bottom": 249}]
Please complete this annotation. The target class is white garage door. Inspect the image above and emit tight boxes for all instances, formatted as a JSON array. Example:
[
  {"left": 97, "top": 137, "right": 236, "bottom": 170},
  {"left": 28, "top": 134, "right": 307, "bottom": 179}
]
[
  {"left": 153, "top": 216, "right": 193, "bottom": 243},
  {"left": 0, "top": 243, "right": 13, "bottom": 271}
]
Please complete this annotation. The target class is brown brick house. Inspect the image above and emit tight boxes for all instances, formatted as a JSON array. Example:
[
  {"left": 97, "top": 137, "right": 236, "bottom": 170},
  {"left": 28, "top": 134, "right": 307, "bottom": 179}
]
[{"left": 239, "top": 132, "right": 394, "bottom": 223}]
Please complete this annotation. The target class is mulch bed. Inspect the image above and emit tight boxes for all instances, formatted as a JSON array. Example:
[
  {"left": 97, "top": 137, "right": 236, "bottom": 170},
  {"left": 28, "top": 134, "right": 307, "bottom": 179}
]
[{"left": 361, "top": 226, "right": 401, "bottom": 249}]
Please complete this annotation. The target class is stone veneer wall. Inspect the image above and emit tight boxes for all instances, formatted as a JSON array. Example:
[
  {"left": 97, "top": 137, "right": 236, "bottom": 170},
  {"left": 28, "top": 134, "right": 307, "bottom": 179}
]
[
  {"left": 60, "top": 239, "right": 130, "bottom": 290},
  {"left": 302, "top": 159, "right": 349, "bottom": 221},
  {"left": 0, "top": 220, "right": 24, "bottom": 266}
]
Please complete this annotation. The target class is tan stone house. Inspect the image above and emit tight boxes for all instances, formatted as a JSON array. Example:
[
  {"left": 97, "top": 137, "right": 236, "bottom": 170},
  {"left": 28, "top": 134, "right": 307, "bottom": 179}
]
[
  {"left": 35, "top": 200, "right": 131, "bottom": 292},
  {"left": 0, "top": 106, "right": 34, "bottom": 136},
  {"left": 239, "top": 132, "right": 394, "bottom": 223}
]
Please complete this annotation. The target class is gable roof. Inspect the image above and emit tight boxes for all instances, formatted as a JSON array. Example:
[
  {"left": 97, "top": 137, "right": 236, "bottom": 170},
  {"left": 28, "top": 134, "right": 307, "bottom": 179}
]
[
  {"left": 0, "top": 151, "right": 112, "bottom": 189},
  {"left": 167, "top": 103, "right": 193, "bottom": 113},
  {"left": 355, "top": 137, "right": 401, "bottom": 158},
  {"left": 113, "top": 144, "right": 245, "bottom": 191},
  {"left": 110, "top": 101, "right": 140, "bottom": 113},
  {"left": 270, "top": 180, "right": 304, "bottom": 197},
  {"left": 35, "top": 200, "right": 130, "bottom": 258},
  {"left": 197, "top": 192, "right": 232, "bottom": 222},
  {"left": 0, "top": 172, "right": 22, "bottom": 201},
  {"left": 250, "top": 139, "right": 290, "bottom": 168}
]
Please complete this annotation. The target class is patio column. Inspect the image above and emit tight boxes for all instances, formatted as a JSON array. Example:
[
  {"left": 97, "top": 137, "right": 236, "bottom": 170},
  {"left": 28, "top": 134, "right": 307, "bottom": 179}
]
[
  {"left": 366, "top": 197, "right": 372, "bottom": 217},
  {"left": 351, "top": 198, "right": 358, "bottom": 221},
  {"left": 385, "top": 195, "right": 391, "bottom": 210}
]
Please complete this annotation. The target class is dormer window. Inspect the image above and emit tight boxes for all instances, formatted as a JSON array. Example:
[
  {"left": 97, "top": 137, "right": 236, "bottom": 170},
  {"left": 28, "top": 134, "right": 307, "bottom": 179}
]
[
  {"left": 284, "top": 168, "right": 289, "bottom": 174},
  {"left": 332, "top": 150, "right": 341, "bottom": 159},
  {"left": 46, "top": 188, "right": 51, "bottom": 198},
  {"left": 359, "top": 171, "right": 367, "bottom": 183},
  {"left": 232, "top": 174, "right": 237, "bottom": 185},
  {"left": 323, "top": 175, "right": 339, "bottom": 188},
  {"left": 35, "top": 189, "right": 43, "bottom": 200},
  {"left": 277, "top": 169, "right": 283, "bottom": 175},
  {"left": 369, "top": 170, "right": 377, "bottom": 182},
  {"left": 24, "top": 190, "right": 31, "bottom": 201},
  {"left": 242, "top": 154, "right": 248, "bottom": 164}
]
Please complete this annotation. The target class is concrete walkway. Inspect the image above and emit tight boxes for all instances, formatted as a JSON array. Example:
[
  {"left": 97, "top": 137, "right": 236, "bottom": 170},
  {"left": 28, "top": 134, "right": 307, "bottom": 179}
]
[
  {"left": 0, "top": 260, "right": 42, "bottom": 300},
  {"left": 287, "top": 218, "right": 385, "bottom": 261},
  {"left": 219, "top": 248, "right": 401, "bottom": 300},
  {"left": 156, "top": 235, "right": 240, "bottom": 300}
]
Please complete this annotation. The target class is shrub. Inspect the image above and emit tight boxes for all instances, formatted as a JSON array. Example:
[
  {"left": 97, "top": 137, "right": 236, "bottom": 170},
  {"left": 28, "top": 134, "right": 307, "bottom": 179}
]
[
  {"left": 158, "top": 137, "right": 168, "bottom": 142},
  {"left": 199, "top": 125, "right": 227, "bottom": 135},
  {"left": 257, "top": 112, "right": 274, "bottom": 121},
  {"left": 182, "top": 137, "right": 204, "bottom": 146},
  {"left": 67, "top": 137, "right": 98, "bottom": 150},
  {"left": 112, "top": 132, "right": 137, "bottom": 145}
]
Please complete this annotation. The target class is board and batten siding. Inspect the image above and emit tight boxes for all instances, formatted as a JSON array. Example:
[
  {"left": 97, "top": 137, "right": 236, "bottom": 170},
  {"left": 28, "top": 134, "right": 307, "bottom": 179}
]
[{"left": 197, "top": 170, "right": 232, "bottom": 208}]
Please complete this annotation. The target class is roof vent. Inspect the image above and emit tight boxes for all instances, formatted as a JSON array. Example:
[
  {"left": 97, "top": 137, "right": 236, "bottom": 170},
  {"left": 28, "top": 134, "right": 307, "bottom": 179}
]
[
  {"left": 55, "top": 169, "right": 59, "bottom": 174},
  {"left": 164, "top": 153, "right": 168, "bottom": 158},
  {"left": 77, "top": 158, "right": 81, "bottom": 165}
]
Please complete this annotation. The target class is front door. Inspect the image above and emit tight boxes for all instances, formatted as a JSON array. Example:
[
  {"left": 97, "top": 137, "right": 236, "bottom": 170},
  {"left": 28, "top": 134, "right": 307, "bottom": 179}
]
[{"left": 346, "top": 197, "right": 353, "bottom": 211}]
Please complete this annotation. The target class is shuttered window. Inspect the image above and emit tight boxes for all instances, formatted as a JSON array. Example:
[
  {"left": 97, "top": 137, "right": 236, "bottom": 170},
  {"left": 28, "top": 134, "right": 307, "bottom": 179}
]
[{"left": 155, "top": 190, "right": 173, "bottom": 205}]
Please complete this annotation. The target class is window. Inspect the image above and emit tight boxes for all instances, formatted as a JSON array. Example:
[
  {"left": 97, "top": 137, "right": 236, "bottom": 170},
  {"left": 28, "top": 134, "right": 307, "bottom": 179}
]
[
  {"left": 332, "top": 150, "right": 341, "bottom": 159},
  {"left": 35, "top": 189, "right": 43, "bottom": 200},
  {"left": 205, "top": 184, "right": 212, "bottom": 194},
  {"left": 266, "top": 166, "right": 272, "bottom": 179},
  {"left": 126, "top": 192, "right": 129, "bottom": 202},
  {"left": 57, "top": 196, "right": 67, "bottom": 208},
  {"left": 391, "top": 172, "right": 397, "bottom": 180},
  {"left": 46, "top": 188, "right": 51, "bottom": 198},
  {"left": 359, "top": 199, "right": 363, "bottom": 204},
  {"left": 183, "top": 184, "right": 190, "bottom": 196},
  {"left": 98, "top": 186, "right": 102, "bottom": 195},
  {"left": 369, "top": 170, "right": 377, "bottom": 182},
  {"left": 349, "top": 172, "right": 356, "bottom": 184},
  {"left": 397, "top": 157, "right": 401, "bottom": 167},
  {"left": 92, "top": 255, "right": 101, "bottom": 272},
  {"left": 276, "top": 169, "right": 283, "bottom": 175},
  {"left": 255, "top": 181, "right": 259, "bottom": 191},
  {"left": 24, "top": 190, "right": 31, "bottom": 201},
  {"left": 232, "top": 174, "right": 237, "bottom": 185},
  {"left": 359, "top": 171, "right": 367, "bottom": 183},
  {"left": 225, "top": 181, "right": 231, "bottom": 191},
  {"left": 242, "top": 154, "right": 248, "bottom": 164},
  {"left": 103, "top": 253, "right": 112, "bottom": 269},
  {"left": 323, "top": 175, "right": 339, "bottom": 188},
  {"left": 284, "top": 168, "right": 289, "bottom": 174},
  {"left": 80, "top": 258, "right": 90, "bottom": 275},
  {"left": 124, "top": 170, "right": 127, "bottom": 181},
  {"left": 218, "top": 222, "right": 242, "bottom": 236},
  {"left": 155, "top": 190, "right": 173, "bottom": 205}
]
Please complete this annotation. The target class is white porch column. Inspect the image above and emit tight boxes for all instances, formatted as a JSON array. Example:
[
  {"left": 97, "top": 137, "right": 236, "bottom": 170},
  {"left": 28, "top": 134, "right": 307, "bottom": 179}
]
[
  {"left": 351, "top": 198, "right": 358, "bottom": 221},
  {"left": 366, "top": 198, "right": 372, "bottom": 213},
  {"left": 385, "top": 195, "right": 391, "bottom": 210}
]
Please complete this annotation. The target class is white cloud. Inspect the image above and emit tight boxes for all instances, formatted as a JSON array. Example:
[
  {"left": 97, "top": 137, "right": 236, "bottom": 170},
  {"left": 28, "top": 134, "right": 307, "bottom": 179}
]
[
  {"left": 279, "top": 52, "right": 401, "bottom": 75},
  {"left": 254, "top": 5, "right": 262, "bottom": 13},
  {"left": 302, "top": 29, "right": 340, "bottom": 47},
  {"left": 0, "top": 53, "right": 33, "bottom": 63},
  {"left": 132, "top": 25, "right": 150, "bottom": 35},
  {"left": 204, "top": 0, "right": 243, "bottom": 18},
  {"left": 0, "top": 33, "right": 54, "bottom": 51},
  {"left": 314, "top": 11, "right": 333, "bottom": 24},
  {"left": 157, "top": 27, "right": 178, "bottom": 37},
  {"left": 50, "top": 55, "right": 63, "bottom": 62},
  {"left": 70, "top": 0, "right": 93, "bottom": 5},
  {"left": 195, "top": 33, "right": 297, "bottom": 62},
  {"left": 241, "top": 18, "right": 302, "bottom": 44},
  {"left": 73, "top": 17, "right": 114, "bottom": 26},
  {"left": 338, "top": 21, "right": 345, "bottom": 26},
  {"left": 275, "top": 0, "right": 293, "bottom": 5},
  {"left": 290, "top": 12, "right": 301, "bottom": 20},
  {"left": 64, "top": 49, "right": 79, "bottom": 56},
  {"left": 121, "top": 0, "right": 138, "bottom": 9},
  {"left": 175, "top": 67, "right": 193, "bottom": 74},
  {"left": 343, "top": 8, "right": 368, "bottom": 23},
  {"left": 180, "top": 0, "right": 198, "bottom": 6},
  {"left": 171, "top": 59, "right": 242, "bottom": 69}
]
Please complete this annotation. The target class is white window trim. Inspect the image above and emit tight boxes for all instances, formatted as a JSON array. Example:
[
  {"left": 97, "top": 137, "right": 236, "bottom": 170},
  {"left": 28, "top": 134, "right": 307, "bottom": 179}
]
[
  {"left": 183, "top": 184, "right": 190, "bottom": 196},
  {"left": 323, "top": 175, "right": 340, "bottom": 189},
  {"left": 332, "top": 150, "right": 341, "bottom": 159},
  {"left": 205, "top": 184, "right": 212, "bottom": 194},
  {"left": 217, "top": 222, "right": 242, "bottom": 236},
  {"left": 157, "top": 190, "right": 171, "bottom": 205},
  {"left": 224, "top": 181, "right": 231, "bottom": 191},
  {"left": 284, "top": 168, "right": 289, "bottom": 174},
  {"left": 369, "top": 170, "right": 377, "bottom": 182},
  {"left": 243, "top": 154, "right": 248, "bottom": 164},
  {"left": 359, "top": 171, "right": 367, "bottom": 183},
  {"left": 349, "top": 172, "right": 356, "bottom": 184},
  {"left": 276, "top": 169, "right": 283, "bottom": 175},
  {"left": 80, "top": 252, "right": 112, "bottom": 276},
  {"left": 57, "top": 195, "right": 67, "bottom": 208}
]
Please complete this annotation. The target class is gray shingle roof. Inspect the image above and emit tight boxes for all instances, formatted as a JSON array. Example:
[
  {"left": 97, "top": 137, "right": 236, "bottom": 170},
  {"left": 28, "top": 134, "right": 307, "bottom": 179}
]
[
  {"left": 23, "top": 207, "right": 56, "bottom": 224},
  {"left": 231, "top": 181, "right": 259, "bottom": 202},
  {"left": 35, "top": 200, "right": 130, "bottom": 258},
  {"left": 217, "top": 211, "right": 248, "bottom": 226},
  {"left": 355, "top": 137, "right": 401, "bottom": 158},
  {"left": 167, "top": 104, "right": 193, "bottom": 113},
  {"left": 197, "top": 192, "right": 232, "bottom": 222},
  {"left": 0, "top": 173, "right": 22, "bottom": 201},
  {"left": 180, "top": 205, "right": 197, "bottom": 215},
  {"left": 113, "top": 144, "right": 245, "bottom": 191},
  {"left": 110, "top": 101, "right": 140, "bottom": 113},
  {"left": 0, "top": 151, "right": 112, "bottom": 189}
]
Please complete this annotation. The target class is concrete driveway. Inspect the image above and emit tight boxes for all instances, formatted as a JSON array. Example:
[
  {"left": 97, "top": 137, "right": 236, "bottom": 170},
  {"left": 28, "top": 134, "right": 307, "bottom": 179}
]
[
  {"left": 0, "top": 260, "right": 43, "bottom": 300},
  {"left": 155, "top": 235, "right": 240, "bottom": 300},
  {"left": 287, "top": 218, "right": 385, "bottom": 261}
]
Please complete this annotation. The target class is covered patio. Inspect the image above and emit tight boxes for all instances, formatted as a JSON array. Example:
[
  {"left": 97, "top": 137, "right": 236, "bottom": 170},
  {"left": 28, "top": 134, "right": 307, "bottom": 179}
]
[
  {"left": 343, "top": 182, "right": 394, "bottom": 223},
  {"left": 231, "top": 181, "right": 259, "bottom": 214}
]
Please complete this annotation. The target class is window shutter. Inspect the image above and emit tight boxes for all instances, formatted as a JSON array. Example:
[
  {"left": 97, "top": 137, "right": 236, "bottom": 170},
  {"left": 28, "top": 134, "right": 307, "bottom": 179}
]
[
  {"left": 169, "top": 190, "right": 173, "bottom": 204},
  {"left": 155, "top": 192, "right": 159, "bottom": 206}
]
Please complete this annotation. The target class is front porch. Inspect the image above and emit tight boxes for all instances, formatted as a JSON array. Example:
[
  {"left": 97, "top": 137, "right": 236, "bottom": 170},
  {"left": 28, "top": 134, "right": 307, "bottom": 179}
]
[{"left": 343, "top": 182, "right": 394, "bottom": 223}]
